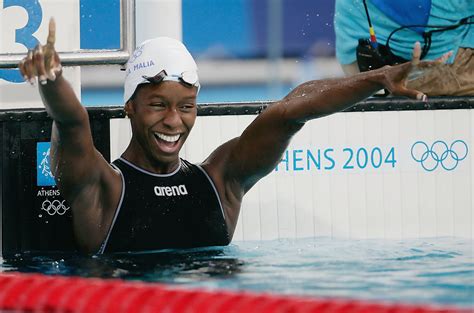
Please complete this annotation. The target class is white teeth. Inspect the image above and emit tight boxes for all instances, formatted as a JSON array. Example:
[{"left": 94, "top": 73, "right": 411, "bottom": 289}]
[{"left": 155, "top": 133, "right": 180, "bottom": 143}]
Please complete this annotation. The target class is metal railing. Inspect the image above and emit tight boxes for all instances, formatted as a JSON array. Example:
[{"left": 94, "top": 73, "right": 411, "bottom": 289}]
[
  {"left": 0, "top": 97, "right": 472, "bottom": 122},
  {"left": 0, "top": 0, "right": 135, "bottom": 68}
]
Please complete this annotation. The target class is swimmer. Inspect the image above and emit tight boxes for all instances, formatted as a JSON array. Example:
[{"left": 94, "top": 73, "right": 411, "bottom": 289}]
[{"left": 19, "top": 18, "right": 451, "bottom": 253}]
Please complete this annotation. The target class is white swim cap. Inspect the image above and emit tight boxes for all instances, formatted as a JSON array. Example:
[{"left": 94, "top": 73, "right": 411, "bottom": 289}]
[{"left": 123, "top": 37, "right": 200, "bottom": 103}]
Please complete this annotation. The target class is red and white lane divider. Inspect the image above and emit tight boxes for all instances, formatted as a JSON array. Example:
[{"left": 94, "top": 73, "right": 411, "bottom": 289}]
[{"left": 0, "top": 272, "right": 469, "bottom": 313}]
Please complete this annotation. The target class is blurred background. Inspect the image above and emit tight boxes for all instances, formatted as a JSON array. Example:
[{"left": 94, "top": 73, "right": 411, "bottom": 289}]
[{"left": 81, "top": 0, "right": 343, "bottom": 106}]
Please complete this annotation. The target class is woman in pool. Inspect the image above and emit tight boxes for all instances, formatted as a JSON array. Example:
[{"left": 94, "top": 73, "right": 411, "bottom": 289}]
[{"left": 20, "top": 19, "right": 449, "bottom": 254}]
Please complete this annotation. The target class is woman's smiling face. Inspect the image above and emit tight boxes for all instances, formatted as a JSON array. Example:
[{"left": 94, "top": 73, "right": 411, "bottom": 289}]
[{"left": 126, "top": 81, "right": 198, "bottom": 169}]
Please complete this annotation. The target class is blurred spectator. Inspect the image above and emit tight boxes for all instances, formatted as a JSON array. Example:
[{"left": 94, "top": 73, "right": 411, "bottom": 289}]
[{"left": 334, "top": 0, "right": 473, "bottom": 96}]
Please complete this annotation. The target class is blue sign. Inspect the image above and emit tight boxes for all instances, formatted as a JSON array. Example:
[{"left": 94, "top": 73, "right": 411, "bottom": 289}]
[
  {"left": 37, "top": 142, "right": 56, "bottom": 186},
  {"left": 0, "top": 0, "right": 42, "bottom": 82}
]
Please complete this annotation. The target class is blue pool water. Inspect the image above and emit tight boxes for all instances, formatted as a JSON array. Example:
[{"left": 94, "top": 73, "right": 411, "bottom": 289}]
[{"left": 1, "top": 237, "right": 472, "bottom": 308}]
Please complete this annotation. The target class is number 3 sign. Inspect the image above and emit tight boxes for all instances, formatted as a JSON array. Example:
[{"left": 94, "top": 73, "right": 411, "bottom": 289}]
[
  {"left": 0, "top": 0, "right": 80, "bottom": 108},
  {"left": 0, "top": 0, "right": 43, "bottom": 82}
]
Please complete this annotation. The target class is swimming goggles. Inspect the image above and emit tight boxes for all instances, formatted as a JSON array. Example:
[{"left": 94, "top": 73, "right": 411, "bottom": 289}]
[{"left": 142, "top": 69, "right": 200, "bottom": 91}]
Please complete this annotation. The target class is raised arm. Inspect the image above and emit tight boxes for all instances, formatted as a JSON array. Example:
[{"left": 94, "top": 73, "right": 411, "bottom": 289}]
[
  {"left": 215, "top": 68, "right": 393, "bottom": 193},
  {"left": 19, "top": 19, "right": 93, "bottom": 173},
  {"left": 19, "top": 19, "right": 121, "bottom": 252}
]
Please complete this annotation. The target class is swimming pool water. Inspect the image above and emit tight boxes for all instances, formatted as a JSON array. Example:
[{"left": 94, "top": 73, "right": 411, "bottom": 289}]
[{"left": 1, "top": 237, "right": 472, "bottom": 308}]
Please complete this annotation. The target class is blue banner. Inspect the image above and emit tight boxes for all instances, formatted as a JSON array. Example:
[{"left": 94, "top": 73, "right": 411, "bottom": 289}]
[{"left": 37, "top": 142, "right": 56, "bottom": 186}]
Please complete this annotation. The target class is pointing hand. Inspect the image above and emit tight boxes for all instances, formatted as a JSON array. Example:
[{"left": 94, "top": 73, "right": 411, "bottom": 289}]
[{"left": 19, "top": 18, "right": 62, "bottom": 85}]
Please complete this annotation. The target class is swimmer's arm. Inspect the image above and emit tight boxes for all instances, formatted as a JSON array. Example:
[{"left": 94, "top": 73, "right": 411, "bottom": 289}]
[
  {"left": 274, "top": 40, "right": 453, "bottom": 123},
  {"left": 41, "top": 72, "right": 120, "bottom": 253},
  {"left": 274, "top": 60, "right": 422, "bottom": 123},
  {"left": 280, "top": 69, "right": 387, "bottom": 122},
  {"left": 41, "top": 72, "right": 119, "bottom": 254},
  {"left": 19, "top": 18, "right": 97, "bottom": 178},
  {"left": 202, "top": 66, "right": 407, "bottom": 236},
  {"left": 19, "top": 19, "right": 121, "bottom": 252},
  {"left": 205, "top": 43, "right": 451, "bottom": 235},
  {"left": 221, "top": 43, "right": 436, "bottom": 192},
  {"left": 220, "top": 65, "right": 410, "bottom": 190},
  {"left": 40, "top": 75, "right": 97, "bottom": 191},
  {"left": 39, "top": 75, "right": 89, "bottom": 125},
  {"left": 278, "top": 40, "right": 435, "bottom": 123}
]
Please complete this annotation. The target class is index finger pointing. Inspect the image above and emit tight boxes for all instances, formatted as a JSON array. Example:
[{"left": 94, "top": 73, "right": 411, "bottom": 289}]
[{"left": 46, "top": 18, "right": 56, "bottom": 46}]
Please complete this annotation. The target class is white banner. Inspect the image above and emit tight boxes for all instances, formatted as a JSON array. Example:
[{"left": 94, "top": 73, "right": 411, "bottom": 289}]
[{"left": 179, "top": 110, "right": 473, "bottom": 241}]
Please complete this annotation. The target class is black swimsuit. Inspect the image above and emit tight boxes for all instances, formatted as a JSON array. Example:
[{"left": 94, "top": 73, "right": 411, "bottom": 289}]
[{"left": 99, "top": 158, "right": 230, "bottom": 253}]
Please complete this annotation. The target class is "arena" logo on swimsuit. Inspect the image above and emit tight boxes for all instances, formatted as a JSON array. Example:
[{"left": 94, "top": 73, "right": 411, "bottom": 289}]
[{"left": 154, "top": 185, "right": 188, "bottom": 196}]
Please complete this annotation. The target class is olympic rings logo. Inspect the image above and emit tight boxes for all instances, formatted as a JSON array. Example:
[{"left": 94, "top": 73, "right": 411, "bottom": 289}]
[
  {"left": 128, "top": 44, "right": 144, "bottom": 63},
  {"left": 411, "top": 140, "right": 469, "bottom": 172},
  {"left": 41, "top": 199, "right": 70, "bottom": 216}
]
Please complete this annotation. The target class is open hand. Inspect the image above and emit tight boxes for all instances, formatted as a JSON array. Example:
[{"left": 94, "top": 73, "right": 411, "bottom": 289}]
[
  {"left": 19, "top": 18, "right": 62, "bottom": 85},
  {"left": 382, "top": 42, "right": 452, "bottom": 101}
]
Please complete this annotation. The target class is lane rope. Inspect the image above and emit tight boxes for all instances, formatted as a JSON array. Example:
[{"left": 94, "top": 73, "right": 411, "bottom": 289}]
[{"left": 0, "top": 272, "right": 469, "bottom": 313}]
